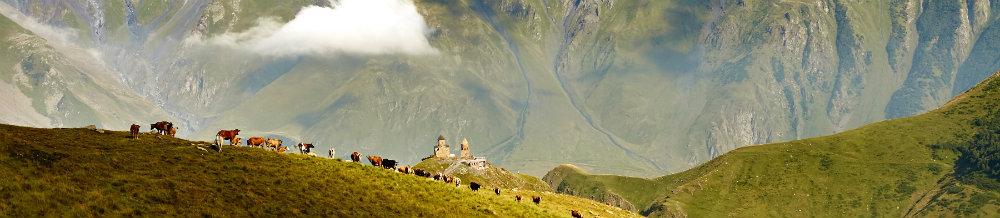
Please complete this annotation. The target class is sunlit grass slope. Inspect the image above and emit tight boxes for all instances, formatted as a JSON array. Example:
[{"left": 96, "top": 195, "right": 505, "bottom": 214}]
[{"left": 0, "top": 125, "right": 639, "bottom": 217}]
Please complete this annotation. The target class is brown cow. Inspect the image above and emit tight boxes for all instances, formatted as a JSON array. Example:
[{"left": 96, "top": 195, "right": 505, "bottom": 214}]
[
  {"left": 265, "top": 138, "right": 282, "bottom": 151},
  {"left": 366, "top": 155, "right": 383, "bottom": 167},
  {"left": 232, "top": 137, "right": 242, "bottom": 146},
  {"left": 351, "top": 152, "right": 362, "bottom": 163},
  {"left": 247, "top": 137, "right": 266, "bottom": 148},
  {"left": 129, "top": 124, "right": 140, "bottom": 139},
  {"left": 532, "top": 196, "right": 541, "bottom": 204},
  {"left": 494, "top": 187, "right": 501, "bottom": 195},
  {"left": 413, "top": 168, "right": 425, "bottom": 177},
  {"left": 150, "top": 121, "right": 172, "bottom": 135},
  {"left": 516, "top": 194, "right": 522, "bottom": 202},
  {"left": 297, "top": 142, "right": 315, "bottom": 154},
  {"left": 216, "top": 129, "right": 240, "bottom": 145},
  {"left": 277, "top": 147, "right": 289, "bottom": 153},
  {"left": 168, "top": 127, "right": 177, "bottom": 137},
  {"left": 571, "top": 210, "right": 583, "bottom": 218}
]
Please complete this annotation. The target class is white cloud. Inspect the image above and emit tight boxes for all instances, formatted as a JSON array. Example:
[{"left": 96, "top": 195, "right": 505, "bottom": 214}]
[{"left": 194, "top": 0, "right": 437, "bottom": 57}]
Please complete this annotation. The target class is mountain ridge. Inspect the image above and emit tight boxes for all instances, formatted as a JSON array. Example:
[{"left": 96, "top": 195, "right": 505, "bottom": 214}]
[{"left": 544, "top": 70, "right": 1000, "bottom": 217}]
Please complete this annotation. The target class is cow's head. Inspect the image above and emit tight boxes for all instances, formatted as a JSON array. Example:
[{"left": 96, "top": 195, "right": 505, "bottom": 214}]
[{"left": 233, "top": 129, "right": 240, "bottom": 135}]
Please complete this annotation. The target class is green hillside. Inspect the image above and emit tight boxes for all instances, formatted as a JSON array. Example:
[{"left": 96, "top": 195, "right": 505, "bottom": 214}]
[
  {"left": 545, "top": 71, "right": 1000, "bottom": 217},
  {"left": 0, "top": 124, "right": 639, "bottom": 217}
]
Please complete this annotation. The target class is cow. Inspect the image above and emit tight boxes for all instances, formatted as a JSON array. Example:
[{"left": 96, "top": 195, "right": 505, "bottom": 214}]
[
  {"left": 168, "top": 127, "right": 177, "bottom": 137},
  {"left": 297, "top": 142, "right": 315, "bottom": 154},
  {"left": 571, "top": 210, "right": 583, "bottom": 218},
  {"left": 129, "top": 124, "right": 140, "bottom": 139},
  {"left": 494, "top": 187, "right": 501, "bottom": 195},
  {"left": 247, "top": 137, "right": 266, "bottom": 149},
  {"left": 470, "top": 182, "right": 481, "bottom": 191},
  {"left": 397, "top": 165, "right": 410, "bottom": 174},
  {"left": 328, "top": 147, "right": 335, "bottom": 158},
  {"left": 216, "top": 129, "right": 240, "bottom": 145},
  {"left": 213, "top": 135, "right": 223, "bottom": 152},
  {"left": 414, "top": 168, "right": 425, "bottom": 177},
  {"left": 532, "top": 196, "right": 541, "bottom": 204},
  {"left": 433, "top": 174, "right": 442, "bottom": 181},
  {"left": 265, "top": 138, "right": 282, "bottom": 151},
  {"left": 382, "top": 159, "right": 397, "bottom": 170},
  {"left": 455, "top": 177, "right": 461, "bottom": 187},
  {"left": 232, "top": 137, "right": 242, "bottom": 146},
  {"left": 351, "top": 152, "right": 362, "bottom": 163},
  {"left": 366, "top": 155, "right": 382, "bottom": 167},
  {"left": 214, "top": 135, "right": 224, "bottom": 146},
  {"left": 277, "top": 146, "right": 289, "bottom": 153},
  {"left": 150, "top": 121, "right": 172, "bottom": 135},
  {"left": 516, "top": 194, "right": 522, "bottom": 202}
]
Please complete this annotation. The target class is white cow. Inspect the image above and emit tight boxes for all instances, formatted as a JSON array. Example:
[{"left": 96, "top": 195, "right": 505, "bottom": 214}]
[{"left": 214, "top": 135, "right": 224, "bottom": 152}]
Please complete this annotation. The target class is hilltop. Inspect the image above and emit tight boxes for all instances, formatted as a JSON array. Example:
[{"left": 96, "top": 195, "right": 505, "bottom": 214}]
[
  {"left": 413, "top": 158, "right": 552, "bottom": 192},
  {"left": 0, "top": 124, "right": 639, "bottom": 218},
  {"left": 545, "top": 71, "right": 1000, "bottom": 217}
]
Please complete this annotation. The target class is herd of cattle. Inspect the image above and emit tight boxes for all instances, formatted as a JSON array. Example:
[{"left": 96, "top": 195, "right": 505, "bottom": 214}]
[
  {"left": 127, "top": 122, "right": 588, "bottom": 217},
  {"left": 346, "top": 150, "right": 556, "bottom": 211},
  {"left": 130, "top": 121, "right": 176, "bottom": 138}
]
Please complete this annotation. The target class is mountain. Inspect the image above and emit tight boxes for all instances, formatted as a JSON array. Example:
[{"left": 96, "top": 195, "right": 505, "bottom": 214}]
[
  {"left": 3, "top": 0, "right": 1000, "bottom": 177},
  {"left": 543, "top": 71, "right": 1000, "bottom": 217},
  {"left": 0, "top": 123, "right": 639, "bottom": 217},
  {"left": 0, "top": 2, "right": 174, "bottom": 129}
]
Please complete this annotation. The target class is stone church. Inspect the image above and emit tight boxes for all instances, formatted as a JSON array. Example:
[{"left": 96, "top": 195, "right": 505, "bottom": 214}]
[{"left": 432, "top": 135, "right": 473, "bottom": 159}]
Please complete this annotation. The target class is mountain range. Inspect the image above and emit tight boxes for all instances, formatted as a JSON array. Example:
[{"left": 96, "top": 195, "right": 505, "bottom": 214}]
[{"left": 1, "top": 0, "right": 999, "bottom": 178}]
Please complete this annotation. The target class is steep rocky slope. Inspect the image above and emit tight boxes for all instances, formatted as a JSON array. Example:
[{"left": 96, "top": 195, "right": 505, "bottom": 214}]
[{"left": 0, "top": 3, "right": 173, "bottom": 130}]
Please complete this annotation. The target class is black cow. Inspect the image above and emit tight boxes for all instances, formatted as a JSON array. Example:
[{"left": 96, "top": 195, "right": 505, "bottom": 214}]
[
  {"left": 382, "top": 159, "right": 397, "bottom": 170},
  {"left": 470, "top": 182, "right": 481, "bottom": 191}
]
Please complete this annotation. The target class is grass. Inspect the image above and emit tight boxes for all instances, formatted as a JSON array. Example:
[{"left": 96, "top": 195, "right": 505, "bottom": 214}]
[
  {"left": 0, "top": 124, "right": 639, "bottom": 217},
  {"left": 413, "top": 158, "right": 552, "bottom": 192},
  {"left": 547, "top": 71, "right": 1000, "bottom": 217}
]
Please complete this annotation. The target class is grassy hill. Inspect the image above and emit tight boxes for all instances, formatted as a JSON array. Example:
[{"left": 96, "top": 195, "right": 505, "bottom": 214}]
[
  {"left": 413, "top": 158, "right": 552, "bottom": 192},
  {"left": 544, "top": 71, "right": 1000, "bottom": 217},
  {"left": 0, "top": 124, "right": 639, "bottom": 217}
]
